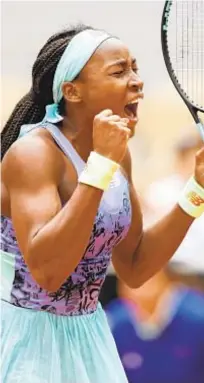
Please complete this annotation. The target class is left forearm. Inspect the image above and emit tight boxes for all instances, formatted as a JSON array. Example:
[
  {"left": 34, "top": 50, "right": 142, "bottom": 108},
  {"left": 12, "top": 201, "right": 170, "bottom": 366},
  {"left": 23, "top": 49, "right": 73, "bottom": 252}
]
[
  {"left": 113, "top": 146, "right": 204, "bottom": 288},
  {"left": 129, "top": 205, "right": 194, "bottom": 287}
]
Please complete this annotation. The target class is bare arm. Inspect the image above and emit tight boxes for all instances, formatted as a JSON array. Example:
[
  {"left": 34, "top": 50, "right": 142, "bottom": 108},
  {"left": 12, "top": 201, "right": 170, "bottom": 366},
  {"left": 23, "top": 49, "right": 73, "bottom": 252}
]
[
  {"left": 126, "top": 204, "right": 193, "bottom": 288},
  {"left": 3, "top": 136, "right": 103, "bottom": 292},
  {"left": 3, "top": 109, "right": 131, "bottom": 292},
  {"left": 112, "top": 149, "right": 198, "bottom": 288}
]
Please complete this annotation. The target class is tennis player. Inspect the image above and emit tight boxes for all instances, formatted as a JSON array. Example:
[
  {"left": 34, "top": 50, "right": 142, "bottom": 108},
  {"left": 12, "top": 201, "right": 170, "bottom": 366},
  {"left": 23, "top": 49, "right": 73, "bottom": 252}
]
[{"left": 1, "top": 25, "right": 204, "bottom": 382}]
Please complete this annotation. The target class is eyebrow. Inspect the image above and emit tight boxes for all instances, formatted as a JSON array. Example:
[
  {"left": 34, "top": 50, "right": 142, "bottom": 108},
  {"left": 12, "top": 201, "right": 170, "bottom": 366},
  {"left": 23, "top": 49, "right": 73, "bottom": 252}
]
[{"left": 107, "top": 58, "right": 137, "bottom": 68}]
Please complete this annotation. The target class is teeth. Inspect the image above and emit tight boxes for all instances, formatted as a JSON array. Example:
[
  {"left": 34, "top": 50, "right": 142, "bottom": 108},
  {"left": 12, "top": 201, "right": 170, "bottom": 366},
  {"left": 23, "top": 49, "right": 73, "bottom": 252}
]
[{"left": 128, "top": 99, "right": 139, "bottom": 105}]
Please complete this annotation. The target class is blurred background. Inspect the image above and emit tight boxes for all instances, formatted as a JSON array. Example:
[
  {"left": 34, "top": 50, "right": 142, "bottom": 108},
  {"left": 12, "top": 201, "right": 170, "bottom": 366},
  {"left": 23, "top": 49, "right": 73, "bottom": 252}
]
[
  {"left": 2, "top": 0, "right": 200, "bottom": 188},
  {"left": 2, "top": 1, "right": 204, "bottom": 382}
]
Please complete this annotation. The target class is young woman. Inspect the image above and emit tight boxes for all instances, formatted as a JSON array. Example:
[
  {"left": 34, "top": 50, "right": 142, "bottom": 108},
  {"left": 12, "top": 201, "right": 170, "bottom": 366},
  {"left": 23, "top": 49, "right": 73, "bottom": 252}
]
[{"left": 1, "top": 25, "right": 204, "bottom": 383}]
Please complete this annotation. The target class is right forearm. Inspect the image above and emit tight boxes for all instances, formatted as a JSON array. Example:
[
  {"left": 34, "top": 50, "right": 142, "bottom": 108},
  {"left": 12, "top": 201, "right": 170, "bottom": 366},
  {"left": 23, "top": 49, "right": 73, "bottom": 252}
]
[{"left": 28, "top": 184, "right": 103, "bottom": 290}]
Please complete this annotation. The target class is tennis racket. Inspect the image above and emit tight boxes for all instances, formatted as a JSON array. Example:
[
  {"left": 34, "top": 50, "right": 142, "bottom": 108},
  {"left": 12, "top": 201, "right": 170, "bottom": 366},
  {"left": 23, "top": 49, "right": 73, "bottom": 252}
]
[{"left": 161, "top": 0, "right": 204, "bottom": 141}]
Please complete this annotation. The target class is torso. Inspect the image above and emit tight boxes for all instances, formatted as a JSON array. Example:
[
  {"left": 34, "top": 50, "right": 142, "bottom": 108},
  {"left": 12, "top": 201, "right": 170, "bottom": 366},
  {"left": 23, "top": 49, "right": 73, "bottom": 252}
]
[{"left": 1, "top": 123, "right": 132, "bottom": 316}]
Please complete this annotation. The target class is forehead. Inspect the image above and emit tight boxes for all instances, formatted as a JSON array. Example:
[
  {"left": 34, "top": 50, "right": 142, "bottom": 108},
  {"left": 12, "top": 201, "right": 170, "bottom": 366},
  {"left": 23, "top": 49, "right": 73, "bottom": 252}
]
[{"left": 87, "top": 38, "right": 135, "bottom": 68}]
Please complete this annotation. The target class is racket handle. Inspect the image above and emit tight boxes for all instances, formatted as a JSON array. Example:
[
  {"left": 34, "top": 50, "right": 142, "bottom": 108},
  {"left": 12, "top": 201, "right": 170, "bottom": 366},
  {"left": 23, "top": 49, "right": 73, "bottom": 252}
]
[{"left": 196, "top": 122, "right": 204, "bottom": 142}]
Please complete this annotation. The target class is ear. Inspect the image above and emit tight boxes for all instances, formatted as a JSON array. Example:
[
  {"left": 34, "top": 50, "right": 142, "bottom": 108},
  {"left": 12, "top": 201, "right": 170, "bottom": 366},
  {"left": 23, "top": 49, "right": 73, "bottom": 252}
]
[{"left": 61, "top": 82, "right": 82, "bottom": 103}]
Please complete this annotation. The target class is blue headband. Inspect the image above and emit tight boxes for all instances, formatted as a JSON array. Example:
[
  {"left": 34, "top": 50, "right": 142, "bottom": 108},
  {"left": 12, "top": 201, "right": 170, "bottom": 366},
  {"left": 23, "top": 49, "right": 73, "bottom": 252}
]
[{"left": 44, "top": 29, "right": 113, "bottom": 124}]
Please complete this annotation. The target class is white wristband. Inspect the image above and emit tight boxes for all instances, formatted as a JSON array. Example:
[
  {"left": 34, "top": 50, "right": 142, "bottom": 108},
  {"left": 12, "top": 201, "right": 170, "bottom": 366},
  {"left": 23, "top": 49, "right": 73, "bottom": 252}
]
[
  {"left": 178, "top": 176, "right": 204, "bottom": 218},
  {"left": 78, "top": 151, "right": 119, "bottom": 191}
]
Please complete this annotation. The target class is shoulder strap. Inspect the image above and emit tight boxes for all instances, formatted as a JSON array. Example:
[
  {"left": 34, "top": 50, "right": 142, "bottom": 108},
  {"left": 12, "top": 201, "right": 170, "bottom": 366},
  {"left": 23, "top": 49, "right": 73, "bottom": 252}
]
[{"left": 19, "top": 122, "right": 85, "bottom": 175}]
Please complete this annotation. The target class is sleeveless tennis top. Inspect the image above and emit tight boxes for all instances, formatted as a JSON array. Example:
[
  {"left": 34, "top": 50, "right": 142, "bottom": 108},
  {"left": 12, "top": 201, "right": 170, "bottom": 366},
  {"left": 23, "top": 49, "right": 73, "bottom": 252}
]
[{"left": 1, "top": 122, "right": 132, "bottom": 316}]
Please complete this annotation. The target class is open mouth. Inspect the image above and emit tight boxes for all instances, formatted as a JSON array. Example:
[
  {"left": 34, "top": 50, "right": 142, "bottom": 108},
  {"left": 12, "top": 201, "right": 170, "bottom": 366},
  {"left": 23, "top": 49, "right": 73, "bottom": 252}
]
[{"left": 124, "top": 101, "right": 139, "bottom": 119}]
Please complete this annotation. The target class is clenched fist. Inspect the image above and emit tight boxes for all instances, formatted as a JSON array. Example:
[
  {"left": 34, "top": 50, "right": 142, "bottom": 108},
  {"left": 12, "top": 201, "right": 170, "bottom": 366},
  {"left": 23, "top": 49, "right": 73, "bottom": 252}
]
[{"left": 93, "top": 109, "right": 131, "bottom": 164}]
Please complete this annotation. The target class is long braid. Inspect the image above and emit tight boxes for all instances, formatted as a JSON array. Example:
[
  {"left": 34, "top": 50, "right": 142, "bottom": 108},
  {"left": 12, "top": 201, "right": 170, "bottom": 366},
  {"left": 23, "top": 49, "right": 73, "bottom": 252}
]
[{"left": 1, "top": 24, "right": 93, "bottom": 160}]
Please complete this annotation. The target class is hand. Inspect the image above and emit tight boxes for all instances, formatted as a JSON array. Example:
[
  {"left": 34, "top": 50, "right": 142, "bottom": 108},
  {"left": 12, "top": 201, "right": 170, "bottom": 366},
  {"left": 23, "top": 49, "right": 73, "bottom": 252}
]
[
  {"left": 93, "top": 109, "right": 131, "bottom": 164},
  {"left": 194, "top": 146, "right": 204, "bottom": 188}
]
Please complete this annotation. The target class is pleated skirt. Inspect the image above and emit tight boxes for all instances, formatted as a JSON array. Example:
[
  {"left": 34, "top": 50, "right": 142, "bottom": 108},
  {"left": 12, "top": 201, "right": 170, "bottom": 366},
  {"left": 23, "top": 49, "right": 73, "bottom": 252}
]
[{"left": 1, "top": 300, "right": 128, "bottom": 383}]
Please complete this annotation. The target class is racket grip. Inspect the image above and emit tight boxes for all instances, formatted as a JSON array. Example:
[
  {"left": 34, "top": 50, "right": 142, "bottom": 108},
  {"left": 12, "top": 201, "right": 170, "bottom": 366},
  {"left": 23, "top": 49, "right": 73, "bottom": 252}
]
[{"left": 196, "top": 122, "right": 204, "bottom": 142}]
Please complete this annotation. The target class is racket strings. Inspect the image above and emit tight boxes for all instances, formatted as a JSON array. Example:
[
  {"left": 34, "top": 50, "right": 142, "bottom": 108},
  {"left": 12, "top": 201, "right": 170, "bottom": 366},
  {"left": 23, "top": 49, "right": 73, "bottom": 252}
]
[{"left": 167, "top": 0, "right": 204, "bottom": 110}]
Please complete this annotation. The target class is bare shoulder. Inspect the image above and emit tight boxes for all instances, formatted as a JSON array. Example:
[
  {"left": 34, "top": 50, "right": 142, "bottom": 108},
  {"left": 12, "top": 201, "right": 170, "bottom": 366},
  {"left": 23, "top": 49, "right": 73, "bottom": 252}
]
[{"left": 2, "top": 129, "right": 64, "bottom": 189}]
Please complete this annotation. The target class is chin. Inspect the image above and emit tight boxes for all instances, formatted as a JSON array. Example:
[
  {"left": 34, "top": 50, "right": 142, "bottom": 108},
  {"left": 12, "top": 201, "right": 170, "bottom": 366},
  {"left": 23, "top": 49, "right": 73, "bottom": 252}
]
[{"left": 128, "top": 119, "right": 138, "bottom": 137}]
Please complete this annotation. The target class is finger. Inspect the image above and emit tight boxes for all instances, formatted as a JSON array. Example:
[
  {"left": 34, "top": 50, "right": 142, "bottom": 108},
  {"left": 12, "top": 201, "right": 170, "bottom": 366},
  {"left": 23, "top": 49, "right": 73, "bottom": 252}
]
[
  {"left": 123, "top": 127, "right": 131, "bottom": 136},
  {"left": 118, "top": 126, "right": 131, "bottom": 138},
  {"left": 107, "top": 116, "right": 129, "bottom": 123},
  {"left": 108, "top": 121, "right": 127, "bottom": 129},
  {"left": 109, "top": 120, "right": 131, "bottom": 132},
  {"left": 120, "top": 118, "right": 129, "bottom": 124},
  {"left": 109, "top": 121, "right": 129, "bottom": 129},
  {"left": 97, "top": 109, "right": 113, "bottom": 118},
  {"left": 106, "top": 115, "right": 121, "bottom": 122}
]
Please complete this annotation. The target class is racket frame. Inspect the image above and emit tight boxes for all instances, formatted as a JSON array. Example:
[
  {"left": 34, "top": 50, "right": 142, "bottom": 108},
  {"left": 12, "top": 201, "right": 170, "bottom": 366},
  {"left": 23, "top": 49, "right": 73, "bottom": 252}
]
[{"left": 161, "top": 0, "right": 204, "bottom": 131}]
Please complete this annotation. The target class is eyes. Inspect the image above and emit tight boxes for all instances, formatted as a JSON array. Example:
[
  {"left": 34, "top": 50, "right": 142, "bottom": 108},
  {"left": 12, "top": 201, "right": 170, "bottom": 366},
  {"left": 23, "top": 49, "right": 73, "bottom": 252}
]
[{"left": 111, "top": 67, "right": 139, "bottom": 77}]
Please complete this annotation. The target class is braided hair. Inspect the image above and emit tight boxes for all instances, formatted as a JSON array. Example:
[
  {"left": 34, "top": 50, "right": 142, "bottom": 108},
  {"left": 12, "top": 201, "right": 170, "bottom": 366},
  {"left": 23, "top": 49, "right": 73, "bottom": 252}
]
[{"left": 1, "top": 24, "right": 93, "bottom": 160}]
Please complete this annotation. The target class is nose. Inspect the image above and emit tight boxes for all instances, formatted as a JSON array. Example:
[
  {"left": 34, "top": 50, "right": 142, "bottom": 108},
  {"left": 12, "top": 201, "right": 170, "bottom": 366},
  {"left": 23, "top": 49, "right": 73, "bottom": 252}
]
[{"left": 128, "top": 73, "right": 144, "bottom": 96}]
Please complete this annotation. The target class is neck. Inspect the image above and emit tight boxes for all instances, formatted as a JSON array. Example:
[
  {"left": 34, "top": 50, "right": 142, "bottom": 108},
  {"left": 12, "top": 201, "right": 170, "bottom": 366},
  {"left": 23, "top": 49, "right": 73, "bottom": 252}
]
[{"left": 60, "top": 110, "right": 94, "bottom": 162}]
